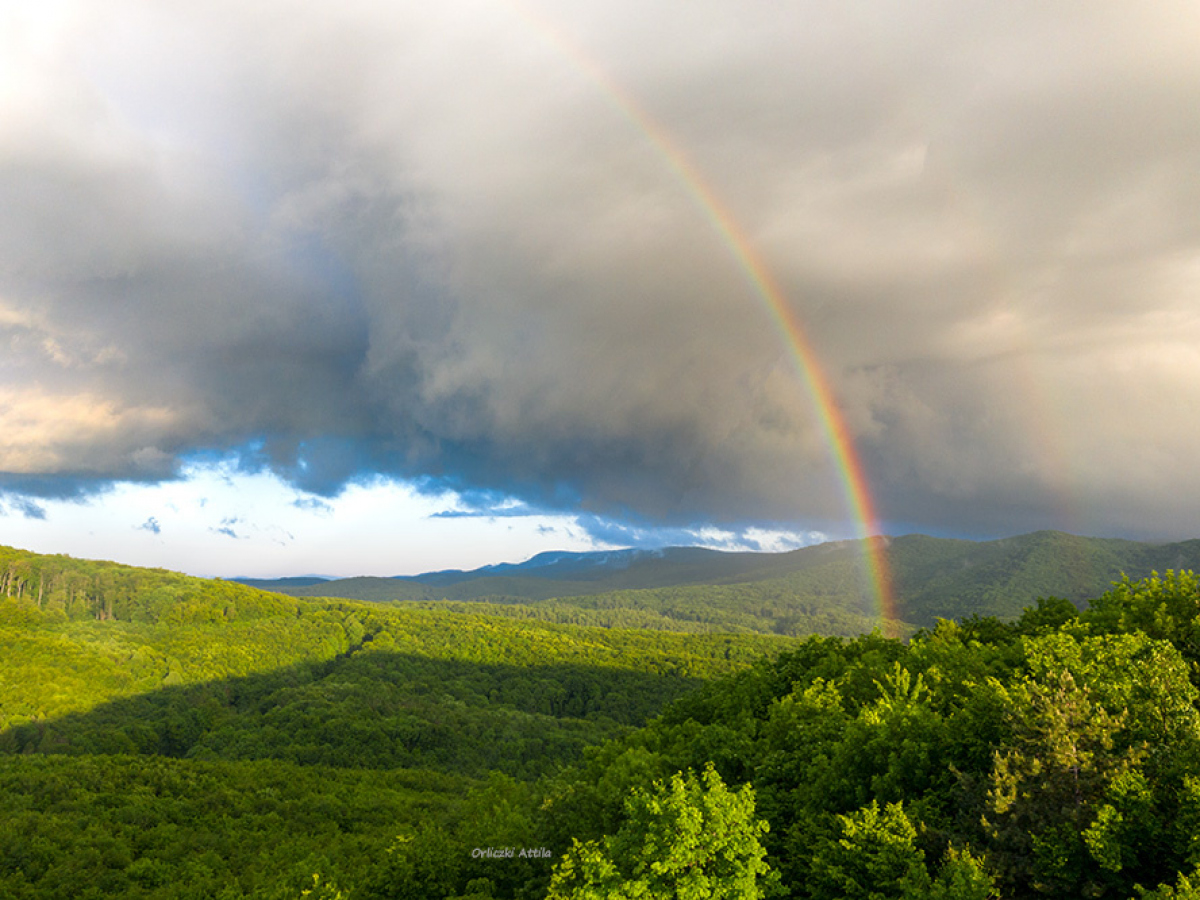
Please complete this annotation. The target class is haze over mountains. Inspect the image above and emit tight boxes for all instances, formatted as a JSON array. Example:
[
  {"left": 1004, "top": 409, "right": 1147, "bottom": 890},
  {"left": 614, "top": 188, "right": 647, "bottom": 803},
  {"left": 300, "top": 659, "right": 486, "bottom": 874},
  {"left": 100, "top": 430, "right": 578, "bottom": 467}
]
[{"left": 237, "top": 531, "right": 1200, "bottom": 630}]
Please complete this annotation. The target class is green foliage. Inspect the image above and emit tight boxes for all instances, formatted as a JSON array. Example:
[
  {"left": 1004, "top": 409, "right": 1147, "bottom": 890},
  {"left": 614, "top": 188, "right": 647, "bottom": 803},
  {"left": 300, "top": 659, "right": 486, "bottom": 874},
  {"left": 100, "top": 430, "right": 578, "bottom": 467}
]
[
  {"left": 0, "top": 575, "right": 798, "bottom": 776},
  {"left": 403, "top": 587, "right": 897, "bottom": 638},
  {"left": 367, "top": 827, "right": 466, "bottom": 900},
  {"left": 11, "top": 542, "right": 1200, "bottom": 900},
  {"left": 1140, "top": 872, "right": 1200, "bottom": 900},
  {"left": 889, "top": 532, "right": 1200, "bottom": 625},
  {"left": 0, "top": 545, "right": 298, "bottom": 625},
  {"left": 982, "top": 661, "right": 1141, "bottom": 895},
  {"left": 299, "top": 874, "right": 348, "bottom": 900},
  {"left": 356, "top": 771, "right": 551, "bottom": 900},
  {"left": 809, "top": 801, "right": 993, "bottom": 900},
  {"left": 1084, "top": 570, "right": 1200, "bottom": 663},
  {"left": 1013, "top": 595, "right": 1080, "bottom": 635},
  {"left": 0, "top": 546, "right": 812, "bottom": 900},
  {"left": 547, "top": 764, "right": 776, "bottom": 900},
  {"left": 926, "top": 846, "right": 994, "bottom": 900},
  {"left": 542, "top": 572, "right": 1200, "bottom": 900},
  {"left": 262, "top": 531, "right": 1200, "bottom": 633},
  {"left": 0, "top": 754, "right": 466, "bottom": 899},
  {"left": 810, "top": 800, "right": 931, "bottom": 900}
]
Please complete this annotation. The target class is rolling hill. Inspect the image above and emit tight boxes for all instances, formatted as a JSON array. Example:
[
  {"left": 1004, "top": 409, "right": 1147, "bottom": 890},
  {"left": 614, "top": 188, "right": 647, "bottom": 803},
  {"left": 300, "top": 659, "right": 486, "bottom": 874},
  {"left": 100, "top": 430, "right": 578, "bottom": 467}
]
[
  {"left": 6, "top": 541, "right": 1200, "bottom": 898},
  {"left": 239, "top": 531, "right": 1200, "bottom": 630}
]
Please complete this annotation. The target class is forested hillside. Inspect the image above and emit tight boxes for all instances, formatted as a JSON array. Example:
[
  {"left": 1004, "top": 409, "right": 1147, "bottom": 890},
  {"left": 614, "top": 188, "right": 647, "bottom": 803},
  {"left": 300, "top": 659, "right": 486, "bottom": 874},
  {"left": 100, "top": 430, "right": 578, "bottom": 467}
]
[
  {"left": 0, "top": 545, "right": 797, "bottom": 898},
  {"left": 530, "top": 572, "right": 1200, "bottom": 900},
  {"left": 6, "top": 545, "right": 1200, "bottom": 898},
  {"left": 250, "top": 531, "right": 1200, "bottom": 631}
]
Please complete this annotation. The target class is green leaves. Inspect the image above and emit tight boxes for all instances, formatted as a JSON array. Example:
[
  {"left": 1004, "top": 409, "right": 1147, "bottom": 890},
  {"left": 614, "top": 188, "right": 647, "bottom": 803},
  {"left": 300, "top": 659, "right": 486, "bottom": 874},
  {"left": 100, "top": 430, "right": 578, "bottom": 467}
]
[
  {"left": 981, "top": 637, "right": 1165, "bottom": 895},
  {"left": 1085, "top": 571, "right": 1200, "bottom": 662},
  {"left": 0, "top": 754, "right": 467, "bottom": 900},
  {"left": 548, "top": 764, "right": 776, "bottom": 900},
  {"left": 12, "top": 550, "right": 1200, "bottom": 900},
  {"left": 810, "top": 801, "right": 931, "bottom": 900}
]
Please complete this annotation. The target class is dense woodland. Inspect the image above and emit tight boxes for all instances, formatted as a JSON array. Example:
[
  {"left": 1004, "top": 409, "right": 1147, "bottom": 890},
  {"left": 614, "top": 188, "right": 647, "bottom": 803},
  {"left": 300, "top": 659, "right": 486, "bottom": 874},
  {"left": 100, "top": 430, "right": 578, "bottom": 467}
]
[
  {"left": 6, "top": 545, "right": 1200, "bottom": 898},
  {"left": 260, "top": 531, "right": 1200, "bottom": 629}
]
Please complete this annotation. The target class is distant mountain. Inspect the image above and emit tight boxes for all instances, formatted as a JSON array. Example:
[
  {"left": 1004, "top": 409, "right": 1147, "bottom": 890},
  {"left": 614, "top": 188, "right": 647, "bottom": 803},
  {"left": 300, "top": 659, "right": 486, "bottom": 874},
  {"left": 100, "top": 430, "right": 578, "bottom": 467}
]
[
  {"left": 245, "top": 531, "right": 1200, "bottom": 630},
  {"left": 234, "top": 575, "right": 331, "bottom": 589},
  {"left": 237, "top": 546, "right": 790, "bottom": 605},
  {"left": 401, "top": 546, "right": 786, "bottom": 587},
  {"left": 409, "top": 548, "right": 653, "bottom": 584},
  {"left": 244, "top": 545, "right": 838, "bottom": 606}
]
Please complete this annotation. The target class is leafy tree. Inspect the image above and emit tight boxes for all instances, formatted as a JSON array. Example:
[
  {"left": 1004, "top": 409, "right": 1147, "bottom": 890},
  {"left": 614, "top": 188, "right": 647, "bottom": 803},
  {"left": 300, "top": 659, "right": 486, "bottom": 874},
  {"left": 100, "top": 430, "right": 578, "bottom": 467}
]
[
  {"left": 547, "top": 764, "right": 776, "bottom": 899},
  {"left": 1085, "top": 571, "right": 1200, "bottom": 664},
  {"left": 1014, "top": 596, "right": 1079, "bottom": 635},
  {"left": 981, "top": 644, "right": 1149, "bottom": 896},
  {"left": 809, "top": 800, "right": 931, "bottom": 900},
  {"left": 926, "top": 846, "right": 994, "bottom": 900},
  {"left": 361, "top": 826, "right": 464, "bottom": 900},
  {"left": 1139, "top": 872, "right": 1200, "bottom": 900}
]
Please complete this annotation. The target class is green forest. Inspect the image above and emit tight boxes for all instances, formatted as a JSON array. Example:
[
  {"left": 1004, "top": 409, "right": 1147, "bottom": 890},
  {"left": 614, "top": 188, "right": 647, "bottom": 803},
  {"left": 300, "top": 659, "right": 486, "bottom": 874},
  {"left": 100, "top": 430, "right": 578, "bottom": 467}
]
[
  {"left": 257, "top": 531, "right": 1200, "bottom": 632},
  {"left": 6, "top": 544, "right": 1200, "bottom": 898}
]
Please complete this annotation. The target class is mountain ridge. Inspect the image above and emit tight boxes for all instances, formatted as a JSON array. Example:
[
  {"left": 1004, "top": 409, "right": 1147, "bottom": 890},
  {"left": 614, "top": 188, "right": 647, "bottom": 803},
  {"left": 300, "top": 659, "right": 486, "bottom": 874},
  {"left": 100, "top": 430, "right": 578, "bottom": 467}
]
[{"left": 235, "top": 530, "right": 1200, "bottom": 628}]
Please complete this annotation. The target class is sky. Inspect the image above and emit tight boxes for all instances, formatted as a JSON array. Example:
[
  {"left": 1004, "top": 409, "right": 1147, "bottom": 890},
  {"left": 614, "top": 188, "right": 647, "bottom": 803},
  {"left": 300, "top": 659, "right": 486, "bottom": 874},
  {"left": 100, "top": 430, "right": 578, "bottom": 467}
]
[{"left": 1, "top": 1, "right": 1199, "bottom": 577}]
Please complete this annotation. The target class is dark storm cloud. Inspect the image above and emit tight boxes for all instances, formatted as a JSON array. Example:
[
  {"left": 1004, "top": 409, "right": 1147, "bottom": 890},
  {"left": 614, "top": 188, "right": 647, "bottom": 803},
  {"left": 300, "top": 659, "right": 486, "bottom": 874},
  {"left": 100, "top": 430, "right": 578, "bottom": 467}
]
[{"left": 3, "top": 0, "right": 1200, "bottom": 539}]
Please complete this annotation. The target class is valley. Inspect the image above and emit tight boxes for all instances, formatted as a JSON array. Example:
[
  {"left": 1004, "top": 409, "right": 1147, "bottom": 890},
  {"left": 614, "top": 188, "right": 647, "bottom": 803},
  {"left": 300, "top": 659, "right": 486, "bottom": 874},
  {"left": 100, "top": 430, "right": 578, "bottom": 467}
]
[{"left": 4, "top": 538, "right": 1200, "bottom": 898}]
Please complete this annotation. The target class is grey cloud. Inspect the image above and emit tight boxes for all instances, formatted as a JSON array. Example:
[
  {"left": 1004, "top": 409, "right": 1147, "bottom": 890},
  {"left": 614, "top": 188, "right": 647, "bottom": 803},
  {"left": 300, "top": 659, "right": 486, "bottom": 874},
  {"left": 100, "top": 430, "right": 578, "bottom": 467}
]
[
  {"left": 3, "top": 0, "right": 1200, "bottom": 539},
  {"left": 571, "top": 514, "right": 825, "bottom": 554},
  {"left": 431, "top": 504, "right": 541, "bottom": 519},
  {"left": 293, "top": 496, "right": 334, "bottom": 515},
  {"left": 211, "top": 517, "right": 242, "bottom": 540},
  {"left": 2, "top": 497, "right": 48, "bottom": 520}
]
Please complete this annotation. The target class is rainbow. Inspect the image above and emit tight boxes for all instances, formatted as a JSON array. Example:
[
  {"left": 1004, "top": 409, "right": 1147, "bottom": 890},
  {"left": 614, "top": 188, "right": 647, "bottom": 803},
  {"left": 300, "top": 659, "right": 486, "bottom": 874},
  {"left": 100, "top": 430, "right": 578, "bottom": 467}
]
[{"left": 506, "top": 1, "right": 898, "bottom": 633}]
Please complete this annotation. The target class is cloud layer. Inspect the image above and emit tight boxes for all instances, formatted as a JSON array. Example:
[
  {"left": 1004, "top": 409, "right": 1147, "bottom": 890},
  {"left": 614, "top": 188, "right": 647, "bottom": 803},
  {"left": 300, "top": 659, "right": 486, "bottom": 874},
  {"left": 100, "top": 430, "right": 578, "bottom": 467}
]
[{"left": 3, "top": 0, "right": 1200, "bottom": 539}]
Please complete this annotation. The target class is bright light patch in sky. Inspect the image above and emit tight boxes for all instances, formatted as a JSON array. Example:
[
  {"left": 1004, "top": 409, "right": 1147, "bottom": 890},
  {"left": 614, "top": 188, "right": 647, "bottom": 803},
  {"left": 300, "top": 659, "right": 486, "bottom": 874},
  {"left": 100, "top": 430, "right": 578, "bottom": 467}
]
[
  {"left": 0, "top": 465, "right": 830, "bottom": 578},
  {"left": 0, "top": 465, "right": 602, "bottom": 577}
]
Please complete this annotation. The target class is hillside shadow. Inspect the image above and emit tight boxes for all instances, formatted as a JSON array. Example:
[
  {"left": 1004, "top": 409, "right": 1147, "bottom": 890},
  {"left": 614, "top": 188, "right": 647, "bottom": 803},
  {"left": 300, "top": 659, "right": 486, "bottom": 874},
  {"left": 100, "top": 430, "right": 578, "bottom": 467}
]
[{"left": 0, "top": 648, "right": 701, "bottom": 779}]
